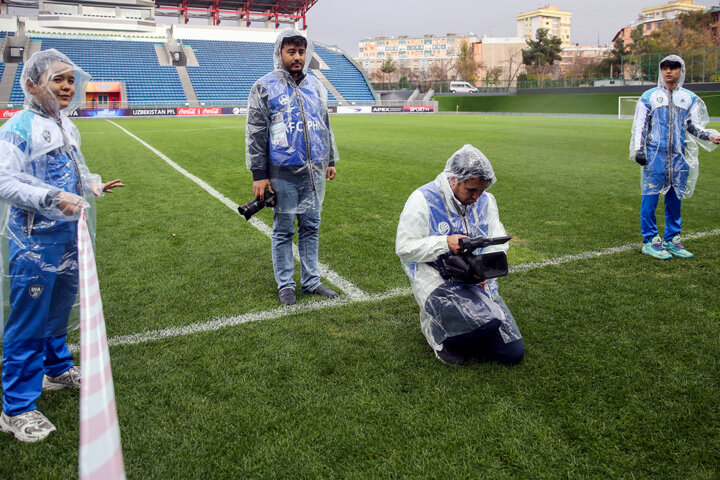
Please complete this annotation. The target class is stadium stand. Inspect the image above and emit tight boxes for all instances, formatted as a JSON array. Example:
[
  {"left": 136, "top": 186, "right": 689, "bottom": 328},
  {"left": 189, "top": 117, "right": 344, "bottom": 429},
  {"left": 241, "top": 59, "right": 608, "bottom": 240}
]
[
  {"left": 23, "top": 36, "right": 187, "bottom": 107},
  {"left": 183, "top": 39, "right": 360, "bottom": 105},
  {"left": 8, "top": 62, "right": 23, "bottom": 105},
  {"left": 0, "top": 0, "right": 378, "bottom": 109},
  {"left": 314, "top": 44, "right": 374, "bottom": 104},
  {"left": 183, "top": 39, "right": 274, "bottom": 105},
  {"left": 0, "top": 34, "right": 376, "bottom": 107}
]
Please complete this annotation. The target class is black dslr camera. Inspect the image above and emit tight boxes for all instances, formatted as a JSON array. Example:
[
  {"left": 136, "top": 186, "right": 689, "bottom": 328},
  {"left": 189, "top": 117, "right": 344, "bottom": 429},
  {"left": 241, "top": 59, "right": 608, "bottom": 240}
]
[
  {"left": 435, "top": 235, "right": 511, "bottom": 284},
  {"left": 238, "top": 187, "right": 276, "bottom": 220}
]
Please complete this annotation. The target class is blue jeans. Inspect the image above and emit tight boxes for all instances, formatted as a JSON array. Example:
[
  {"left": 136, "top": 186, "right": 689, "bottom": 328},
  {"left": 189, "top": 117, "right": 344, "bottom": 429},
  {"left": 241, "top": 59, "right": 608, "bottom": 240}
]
[
  {"left": 270, "top": 176, "right": 322, "bottom": 291},
  {"left": 641, "top": 186, "right": 681, "bottom": 243}
]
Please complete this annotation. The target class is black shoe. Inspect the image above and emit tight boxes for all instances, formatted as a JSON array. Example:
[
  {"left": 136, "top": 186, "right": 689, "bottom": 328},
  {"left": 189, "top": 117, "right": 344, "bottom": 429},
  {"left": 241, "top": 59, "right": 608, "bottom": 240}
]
[
  {"left": 433, "top": 345, "right": 468, "bottom": 365},
  {"left": 278, "top": 287, "right": 296, "bottom": 305},
  {"left": 302, "top": 284, "right": 338, "bottom": 298}
]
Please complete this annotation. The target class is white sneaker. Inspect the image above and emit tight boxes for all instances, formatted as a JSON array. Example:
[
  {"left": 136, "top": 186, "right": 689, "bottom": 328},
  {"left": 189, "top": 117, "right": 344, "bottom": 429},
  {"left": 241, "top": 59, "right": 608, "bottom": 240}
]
[
  {"left": 0, "top": 410, "right": 56, "bottom": 443},
  {"left": 43, "top": 365, "right": 81, "bottom": 391}
]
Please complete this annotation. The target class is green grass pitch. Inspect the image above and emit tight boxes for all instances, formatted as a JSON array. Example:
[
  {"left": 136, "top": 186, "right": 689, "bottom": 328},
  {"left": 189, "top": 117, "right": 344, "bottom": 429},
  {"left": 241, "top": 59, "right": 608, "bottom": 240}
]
[{"left": 1, "top": 114, "right": 719, "bottom": 479}]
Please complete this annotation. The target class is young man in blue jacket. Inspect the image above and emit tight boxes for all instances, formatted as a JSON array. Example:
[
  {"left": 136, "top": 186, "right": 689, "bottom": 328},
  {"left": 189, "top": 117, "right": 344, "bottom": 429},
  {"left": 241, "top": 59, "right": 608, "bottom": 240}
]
[
  {"left": 630, "top": 54, "right": 720, "bottom": 259},
  {"left": 245, "top": 30, "right": 338, "bottom": 305}
]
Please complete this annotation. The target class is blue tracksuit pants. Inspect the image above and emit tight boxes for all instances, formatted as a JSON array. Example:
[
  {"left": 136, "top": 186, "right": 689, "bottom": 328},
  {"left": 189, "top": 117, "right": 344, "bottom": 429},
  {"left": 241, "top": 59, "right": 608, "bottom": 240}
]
[
  {"left": 2, "top": 231, "right": 77, "bottom": 416},
  {"left": 641, "top": 186, "right": 682, "bottom": 244}
]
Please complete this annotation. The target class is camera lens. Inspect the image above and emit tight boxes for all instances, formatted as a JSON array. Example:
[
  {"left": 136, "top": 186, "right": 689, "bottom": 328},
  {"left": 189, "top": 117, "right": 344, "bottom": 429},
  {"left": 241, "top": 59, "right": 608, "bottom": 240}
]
[
  {"left": 471, "top": 252, "right": 508, "bottom": 280},
  {"left": 238, "top": 197, "right": 263, "bottom": 220},
  {"left": 238, "top": 187, "right": 276, "bottom": 221}
]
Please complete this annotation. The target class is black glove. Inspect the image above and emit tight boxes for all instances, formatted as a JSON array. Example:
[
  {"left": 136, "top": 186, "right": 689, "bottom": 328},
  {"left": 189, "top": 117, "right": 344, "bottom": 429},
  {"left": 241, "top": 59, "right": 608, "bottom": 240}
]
[{"left": 635, "top": 150, "right": 647, "bottom": 166}]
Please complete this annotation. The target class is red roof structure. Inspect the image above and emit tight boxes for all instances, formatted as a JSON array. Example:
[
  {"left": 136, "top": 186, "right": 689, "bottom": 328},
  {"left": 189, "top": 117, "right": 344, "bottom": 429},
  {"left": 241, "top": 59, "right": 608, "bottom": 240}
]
[{"left": 154, "top": 0, "right": 319, "bottom": 28}]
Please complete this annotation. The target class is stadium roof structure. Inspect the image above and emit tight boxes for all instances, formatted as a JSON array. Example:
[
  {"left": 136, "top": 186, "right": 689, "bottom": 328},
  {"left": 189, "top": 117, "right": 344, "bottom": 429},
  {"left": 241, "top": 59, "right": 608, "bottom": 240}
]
[{"left": 154, "top": 0, "right": 319, "bottom": 28}]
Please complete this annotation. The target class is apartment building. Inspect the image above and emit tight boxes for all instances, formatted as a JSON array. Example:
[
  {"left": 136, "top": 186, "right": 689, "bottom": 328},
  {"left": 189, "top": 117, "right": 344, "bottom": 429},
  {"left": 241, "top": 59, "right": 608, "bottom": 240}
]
[
  {"left": 473, "top": 37, "right": 527, "bottom": 87},
  {"left": 516, "top": 6, "right": 571, "bottom": 46},
  {"left": 358, "top": 33, "right": 479, "bottom": 82},
  {"left": 613, "top": 0, "right": 707, "bottom": 44}
]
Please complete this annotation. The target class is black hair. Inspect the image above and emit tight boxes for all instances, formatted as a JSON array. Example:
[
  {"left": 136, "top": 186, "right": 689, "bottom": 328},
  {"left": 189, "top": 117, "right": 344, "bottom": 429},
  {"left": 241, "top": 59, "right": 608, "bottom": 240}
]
[
  {"left": 660, "top": 59, "right": 682, "bottom": 70},
  {"left": 281, "top": 35, "right": 307, "bottom": 50}
]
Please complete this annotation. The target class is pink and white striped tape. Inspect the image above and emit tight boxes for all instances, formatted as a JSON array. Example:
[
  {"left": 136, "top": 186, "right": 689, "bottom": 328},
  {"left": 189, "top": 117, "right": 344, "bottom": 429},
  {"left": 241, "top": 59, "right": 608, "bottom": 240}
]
[{"left": 78, "top": 211, "right": 126, "bottom": 480}]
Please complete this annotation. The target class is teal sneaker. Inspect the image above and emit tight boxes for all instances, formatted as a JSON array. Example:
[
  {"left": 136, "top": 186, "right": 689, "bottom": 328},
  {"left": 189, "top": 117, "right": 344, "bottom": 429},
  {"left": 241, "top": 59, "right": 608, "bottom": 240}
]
[
  {"left": 641, "top": 235, "right": 672, "bottom": 260},
  {"left": 663, "top": 236, "right": 694, "bottom": 258}
]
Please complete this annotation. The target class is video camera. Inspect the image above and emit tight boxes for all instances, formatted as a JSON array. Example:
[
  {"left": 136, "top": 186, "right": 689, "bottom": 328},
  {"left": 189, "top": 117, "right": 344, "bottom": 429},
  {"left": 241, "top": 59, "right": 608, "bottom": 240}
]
[
  {"left": 436, "top": 235, "right": 511, "bottom": 284},
  {"left": 237, "top": 187, "right": 276, "bottom": 220}
]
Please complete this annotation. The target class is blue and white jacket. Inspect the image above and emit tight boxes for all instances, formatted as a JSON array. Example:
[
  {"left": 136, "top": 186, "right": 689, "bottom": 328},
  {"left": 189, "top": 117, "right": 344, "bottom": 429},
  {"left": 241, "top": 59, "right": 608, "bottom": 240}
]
[
  {"left": 246, "top": 69, "right": 336, "bottom": 179},
  {"left": 631, "top": 86, "right": 717, "bottom": 198},
  {"left": 396, "top": 172, "right": 509, "bottom": 347},
  {"left": 0, "top": 109, "right": 100, "bottom": 238}
]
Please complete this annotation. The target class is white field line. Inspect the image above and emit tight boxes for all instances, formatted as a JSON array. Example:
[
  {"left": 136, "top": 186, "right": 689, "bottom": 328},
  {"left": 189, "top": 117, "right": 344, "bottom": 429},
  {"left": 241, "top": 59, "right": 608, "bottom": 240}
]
[
  {"left": 70, "top": 288, "right": 411, "bottom": 352},
  {"left": 509, "top": 228, "right": 720, "bottom": 273},
  {"left": 107, "top": 120, "right": 367, "bottom": 301},
  {"left": 68, "top": 227, "right": 720, "bottom": 352},
  {"left": 83, "top": 125, "right": 241, "bottom": 135}
]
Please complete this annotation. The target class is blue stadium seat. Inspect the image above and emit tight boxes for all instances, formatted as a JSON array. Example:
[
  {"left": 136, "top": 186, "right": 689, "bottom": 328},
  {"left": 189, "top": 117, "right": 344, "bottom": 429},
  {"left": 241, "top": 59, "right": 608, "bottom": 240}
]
[
  {"left": 18, "top": 36, "right": 187, "bottom": 107},
  {"left": 4, "top": 35, "right": 374, "bottom": 107},
  {"left": 313, "top": 45, "right": 375, "bottom": 104},
  {"left": 184, "top": 39, "right": 275, "bottom": 105},
  {"left": 184, "top": 39, "right": 373, "bottom": 105},
  {"left": 9, "top": 62, "right": 24, "bottom": 105}
]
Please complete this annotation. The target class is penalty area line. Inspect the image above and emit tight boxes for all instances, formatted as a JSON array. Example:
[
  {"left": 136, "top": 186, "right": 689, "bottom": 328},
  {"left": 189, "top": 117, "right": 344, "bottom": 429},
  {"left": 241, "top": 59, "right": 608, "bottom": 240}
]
[
  {"left": 106, "top": 120, "right": 366, "bottom": 300},
  {"left": 68, "top": 288, "right": 411, "bottom": 352},
  {"left": 68, "top": 227, "right": 720, "bottom": 352}
]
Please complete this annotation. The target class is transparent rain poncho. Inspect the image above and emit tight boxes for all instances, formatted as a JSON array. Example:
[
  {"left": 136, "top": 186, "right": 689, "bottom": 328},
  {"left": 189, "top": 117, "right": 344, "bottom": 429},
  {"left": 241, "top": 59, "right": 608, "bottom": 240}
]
[
  {"left": 630, "top": 54, "right": 719, "bottom": 199},
  {"left": 245, "top": 29, "right": 338, "bottom": 214},
  {"left": 396, "top": 145, "right": 521, "bottom": 350},
  {"left": 0, "top": 49, "right": 102, "bottom": 341}
]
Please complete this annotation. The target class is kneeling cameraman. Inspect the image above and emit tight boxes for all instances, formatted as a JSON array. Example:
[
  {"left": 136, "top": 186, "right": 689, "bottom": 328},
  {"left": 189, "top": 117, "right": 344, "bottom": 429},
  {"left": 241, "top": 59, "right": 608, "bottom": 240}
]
[{"left": 395, "top": 145, "right": 524, "bottom": 365}]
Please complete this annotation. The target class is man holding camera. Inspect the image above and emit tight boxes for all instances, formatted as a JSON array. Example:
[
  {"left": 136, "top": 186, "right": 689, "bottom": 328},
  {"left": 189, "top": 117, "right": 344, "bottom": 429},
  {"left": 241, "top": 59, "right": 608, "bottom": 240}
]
[
  {"left": 396, "top": 145, "right": 524, "bottom": 366},
  {"left": 630, "top": 54, "right": 720, "bottom": 260},
  {"left": 245, "top": 30, "right": 338, "bottom": 305}
]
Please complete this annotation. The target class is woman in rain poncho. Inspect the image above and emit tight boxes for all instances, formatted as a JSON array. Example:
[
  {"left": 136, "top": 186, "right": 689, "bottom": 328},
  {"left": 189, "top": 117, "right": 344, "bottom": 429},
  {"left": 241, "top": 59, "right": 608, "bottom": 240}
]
[
  {"left": 245, "top": 30, "right": 339, "bottom": 305},
  {"left": 0, "top": 49, "right": 123, "bottom": 443},
  {"left": 630, "top": 54, "right": 720, "bottom": 260},
  {"left": 396, "top": 145, "right": 523, "bottom": 366}
]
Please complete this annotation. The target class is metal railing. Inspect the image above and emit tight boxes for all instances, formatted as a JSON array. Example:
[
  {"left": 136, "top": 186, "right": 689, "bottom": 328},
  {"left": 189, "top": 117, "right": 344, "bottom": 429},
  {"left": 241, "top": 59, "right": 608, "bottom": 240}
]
[
  {"left": 372, "top": 81, "right": 519, "bottom": 94},
  {"left": 621, "top": 47, "right": 720, "bottom": 83}
]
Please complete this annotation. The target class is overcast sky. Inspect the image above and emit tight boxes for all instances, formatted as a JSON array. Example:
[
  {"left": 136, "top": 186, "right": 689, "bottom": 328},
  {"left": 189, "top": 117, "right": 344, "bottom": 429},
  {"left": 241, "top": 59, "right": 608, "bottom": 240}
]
[{"left": 304, "top": 0, "right": 716, "bottom": 56}]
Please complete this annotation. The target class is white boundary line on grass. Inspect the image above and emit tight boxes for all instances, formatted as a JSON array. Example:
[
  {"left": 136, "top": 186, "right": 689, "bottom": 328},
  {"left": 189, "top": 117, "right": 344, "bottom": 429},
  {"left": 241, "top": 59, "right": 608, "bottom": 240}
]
[
  {"left": 82, "top": 125, "right": 241, "bottom": 135},
  {"left": 509, "top": 228, "right": 720, "bottom": 273},
  {"left": 76, "top": 288, "right": 411, "bottom": 351},
  {"left": 107, "top": 120, "right": 367, "bottom": 301},
  {"left": 68, "top": 227, "right": 720, "bottom": 352}
]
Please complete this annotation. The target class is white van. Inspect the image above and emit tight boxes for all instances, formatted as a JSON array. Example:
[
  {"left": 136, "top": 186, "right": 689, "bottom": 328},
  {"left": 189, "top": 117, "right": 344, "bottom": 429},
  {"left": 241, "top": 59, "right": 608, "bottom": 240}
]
[{"left": 449, "top": 81, "right": 479, "bottom": 93}]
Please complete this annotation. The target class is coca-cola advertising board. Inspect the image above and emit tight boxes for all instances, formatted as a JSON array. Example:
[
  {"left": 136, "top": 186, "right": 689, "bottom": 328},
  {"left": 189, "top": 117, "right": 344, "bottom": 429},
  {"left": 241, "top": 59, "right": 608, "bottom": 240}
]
[
  {"left": 0, "top": 109, "right": 21, "bottom": 119},
  {"left": 177, "top": 107, "right": 222, "bottom": 116}
]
